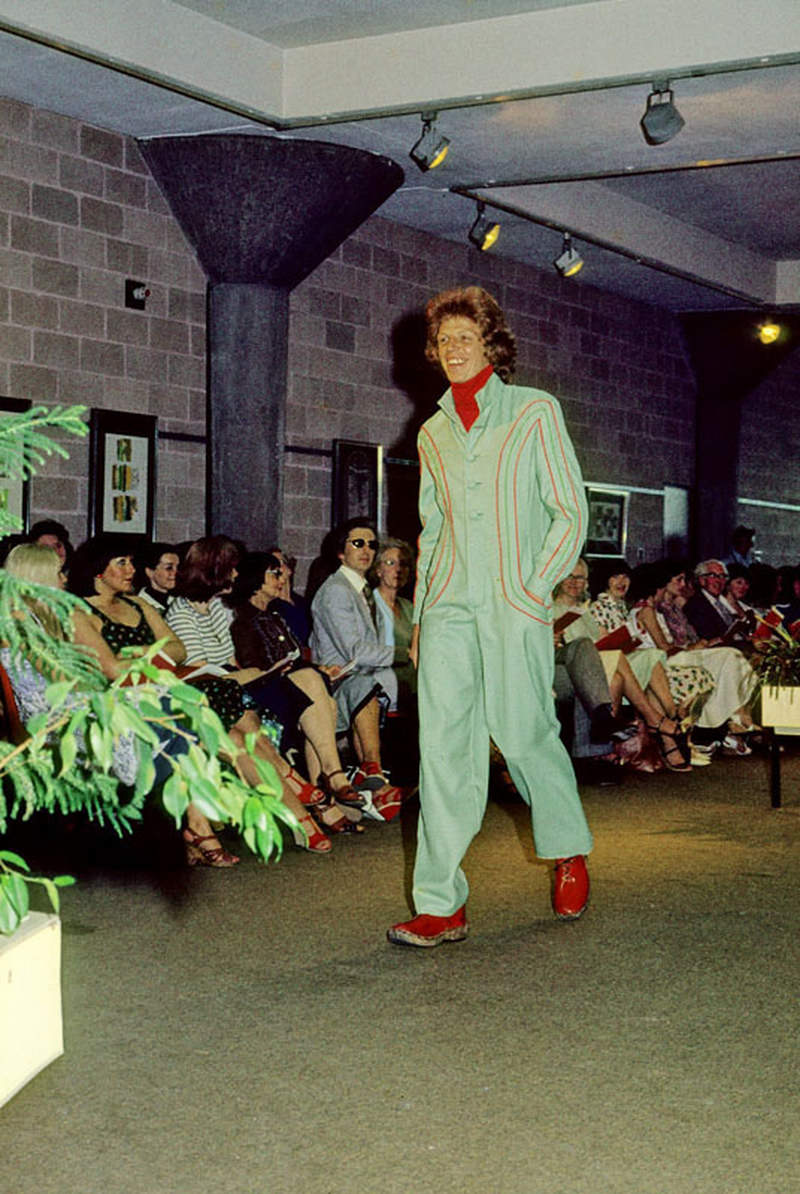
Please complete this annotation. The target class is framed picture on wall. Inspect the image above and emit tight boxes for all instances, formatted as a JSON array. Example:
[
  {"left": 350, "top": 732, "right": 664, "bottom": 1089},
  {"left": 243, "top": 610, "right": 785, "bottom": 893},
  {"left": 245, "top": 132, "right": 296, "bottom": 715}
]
[
  {"left": 332, "top": 439, "right": 383, "bottom": 530},
  {"left": 88, "top": 410, "right": 157, "bottom": 539},
  {"left": 584, "top": 486, "right": 628, "bottom": 557},
  {"left": 0, "top": 397, "right": 32, "bottom": 536}
]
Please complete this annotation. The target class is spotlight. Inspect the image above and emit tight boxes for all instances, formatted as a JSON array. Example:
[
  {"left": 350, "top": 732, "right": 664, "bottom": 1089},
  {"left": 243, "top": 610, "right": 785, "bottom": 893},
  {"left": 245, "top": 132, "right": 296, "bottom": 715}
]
[
  {"left": 640, "top": 83, "right": 685, "bottom": 145},
  {"left": 410, "top": 112, "right": 450, "bottom": 171},
  {"left": 553, "top": 233, "right": 583, "bottom": 278},
  {"left": 468, "top": 202, "right": 500, "bottom": 251},
  {"left": 757, "top": 320, "right": 781, "bottom": 345}
]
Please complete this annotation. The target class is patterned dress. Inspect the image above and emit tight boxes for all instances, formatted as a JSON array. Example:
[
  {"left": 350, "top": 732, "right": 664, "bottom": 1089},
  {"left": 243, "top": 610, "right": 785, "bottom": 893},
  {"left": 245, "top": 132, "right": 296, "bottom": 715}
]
[
  {"left": 92, "top": 597, "right": 247, "bottom": 731},
  {"left": 0, "top": 646, "right": 139, "bottom": 785},
  {"left": 590, "top": 592, "right": 715, "bottom": 715}
]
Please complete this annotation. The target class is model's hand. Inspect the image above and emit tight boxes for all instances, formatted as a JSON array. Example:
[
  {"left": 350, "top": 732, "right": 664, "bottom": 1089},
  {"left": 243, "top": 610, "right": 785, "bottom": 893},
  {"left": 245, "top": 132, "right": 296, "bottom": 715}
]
[{"left": 409, "top": 624, "right": 420, "bottom": 669}]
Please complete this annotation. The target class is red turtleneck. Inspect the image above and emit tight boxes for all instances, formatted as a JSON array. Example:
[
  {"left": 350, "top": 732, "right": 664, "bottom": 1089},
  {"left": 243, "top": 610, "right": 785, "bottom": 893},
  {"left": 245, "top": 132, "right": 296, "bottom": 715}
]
[{"left": 451, "top": 364, "right": 494, "bottom": 432}]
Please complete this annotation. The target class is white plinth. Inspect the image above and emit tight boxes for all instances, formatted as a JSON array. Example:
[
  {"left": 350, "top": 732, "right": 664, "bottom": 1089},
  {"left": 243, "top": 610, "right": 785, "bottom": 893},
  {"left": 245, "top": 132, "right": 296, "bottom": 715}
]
[
  {"left": 0, "top": 911, "right": 63, "bottom": 1107},
  {"left": 761, "top": 685, "right": 800, "bottom": 734}
]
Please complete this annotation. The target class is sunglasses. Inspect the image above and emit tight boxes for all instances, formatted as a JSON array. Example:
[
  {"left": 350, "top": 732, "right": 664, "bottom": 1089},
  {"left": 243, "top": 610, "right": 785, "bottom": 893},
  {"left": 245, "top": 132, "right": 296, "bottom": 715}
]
[{"left": 347, "top": 538, "right": 378, "bottom": 550}]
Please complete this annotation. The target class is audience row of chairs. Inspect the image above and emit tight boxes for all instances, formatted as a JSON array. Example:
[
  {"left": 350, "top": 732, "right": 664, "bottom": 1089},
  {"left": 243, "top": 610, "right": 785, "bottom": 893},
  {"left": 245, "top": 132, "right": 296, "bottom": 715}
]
[{"left": 1, "top": 516, "right": 797, "bottom": 862}]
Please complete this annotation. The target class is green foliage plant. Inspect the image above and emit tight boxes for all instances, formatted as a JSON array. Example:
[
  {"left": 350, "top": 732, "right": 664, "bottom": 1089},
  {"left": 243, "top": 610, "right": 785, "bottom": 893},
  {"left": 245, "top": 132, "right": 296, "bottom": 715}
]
[
  {"left": 752, "top": 618, "right": 800, "bottom": 690},
  {"left": 0, "top": 405, "right": 295, "bottom": 935}
]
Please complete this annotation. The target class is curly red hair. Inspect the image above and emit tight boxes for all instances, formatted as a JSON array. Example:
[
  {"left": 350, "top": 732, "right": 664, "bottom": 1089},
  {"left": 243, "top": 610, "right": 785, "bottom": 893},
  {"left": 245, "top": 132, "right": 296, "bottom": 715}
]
[{"left": 424, "top": 286, "right": 517, "bottom": 382}]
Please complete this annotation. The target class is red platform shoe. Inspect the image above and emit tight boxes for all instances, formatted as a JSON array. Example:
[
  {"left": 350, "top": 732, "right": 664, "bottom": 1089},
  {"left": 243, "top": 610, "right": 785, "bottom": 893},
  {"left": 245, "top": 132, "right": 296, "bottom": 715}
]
[
  {"left": 387, "top": 905, "right": 468, "bottom": 948},
  {"left": 552, "top": 855, "right": 589, "bottom": 920}
]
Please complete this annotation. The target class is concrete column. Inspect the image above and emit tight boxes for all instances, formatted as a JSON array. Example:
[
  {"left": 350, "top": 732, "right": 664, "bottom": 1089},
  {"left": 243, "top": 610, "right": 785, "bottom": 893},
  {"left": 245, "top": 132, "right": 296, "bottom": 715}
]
[
  {"left": 693, "top": 390, "right": 741, "bottom": 561},
  {"left": 207, "top": 284, "right": 288, "bottom": 545}
]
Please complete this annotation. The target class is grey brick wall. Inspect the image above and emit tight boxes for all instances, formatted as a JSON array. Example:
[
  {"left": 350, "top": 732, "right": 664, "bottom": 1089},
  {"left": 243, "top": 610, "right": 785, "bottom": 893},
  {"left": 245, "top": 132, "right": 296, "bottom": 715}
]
[
  {"left": 284, "top": 216, "right": 697, "bottom": 584},
  {"left": 737, "top": 350, "right": 800, "bottom": 565},
  {"left": 4, "top": 95, "right": 793, "bottom": 576},
  {"left": 0, "top": 96, "right": 207, "bottom": 549}
]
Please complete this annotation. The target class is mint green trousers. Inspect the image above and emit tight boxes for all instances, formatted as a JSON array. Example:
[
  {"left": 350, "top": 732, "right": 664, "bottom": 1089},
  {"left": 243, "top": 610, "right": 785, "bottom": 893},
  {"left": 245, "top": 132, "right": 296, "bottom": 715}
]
[{"left": 413, "top": 602, "right": 594, "bottom": 916}]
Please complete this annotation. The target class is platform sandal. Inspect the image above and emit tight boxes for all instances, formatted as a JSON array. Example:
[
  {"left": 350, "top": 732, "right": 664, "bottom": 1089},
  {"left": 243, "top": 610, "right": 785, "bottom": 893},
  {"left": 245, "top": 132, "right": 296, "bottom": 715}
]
[
  {"left": 183, "top": 827, "right": 240, "bottom": 867},
  {"left": 283, "top": 766, "right": 326, "bottom": 808},
  {"left": 647, "top": 716, "right": 691, "bottom": 772},
  {"left": 291, "top": 812, "right": 332, "bottom": 854},
  {"left": 318, "top": 768, "right": 366, "bottom": 811}
]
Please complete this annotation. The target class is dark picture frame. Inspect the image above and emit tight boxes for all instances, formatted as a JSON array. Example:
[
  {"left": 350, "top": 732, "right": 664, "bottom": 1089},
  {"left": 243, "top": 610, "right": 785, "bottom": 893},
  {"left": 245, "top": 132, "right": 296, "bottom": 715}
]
[
  {"left": 584, "top": 486, "right": 629, "bottom": 557},
  {"left": 88, "top": 410, "right": 157, "bottom": 539},
  {"left": 0, "top": 397, "right": 32, "bottom": 535},
  {"left": 332, "top": 439, "right": 383, "bottom": 530}
]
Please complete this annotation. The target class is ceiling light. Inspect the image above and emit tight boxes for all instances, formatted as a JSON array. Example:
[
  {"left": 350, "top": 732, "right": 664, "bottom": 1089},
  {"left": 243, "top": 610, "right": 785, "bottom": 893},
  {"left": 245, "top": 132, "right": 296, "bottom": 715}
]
[
  {"left": 468, "top": 202, "right": 500, "bottom": 251},
  {"left": 410, "top": 112, "right": 450, "bottom": 171},
  {"left": 757, "top": 320, "right": 781, "bottom": 345},
  {"left": 553, "top": 233, "right": 583, "bottom": 277},
  {"left": 640, "top": 83, "right": 685, "bottom": 146}
]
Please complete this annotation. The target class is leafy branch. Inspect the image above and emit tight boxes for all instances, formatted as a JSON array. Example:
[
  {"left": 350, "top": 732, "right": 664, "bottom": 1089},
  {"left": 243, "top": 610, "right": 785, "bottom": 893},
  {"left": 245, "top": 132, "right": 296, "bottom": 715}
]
[
  {"left": 0, "top": 404, "right": 295, "bottom": 935},
  {"left": 0, "top": 405, "right": 89, "bottom": 536}
]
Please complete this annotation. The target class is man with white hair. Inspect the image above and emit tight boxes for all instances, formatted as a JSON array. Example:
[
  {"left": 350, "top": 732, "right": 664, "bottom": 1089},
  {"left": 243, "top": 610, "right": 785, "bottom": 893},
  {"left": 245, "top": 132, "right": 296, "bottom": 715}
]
[{"left": 684, "top": 559, "right": 734, "bottom": 641}]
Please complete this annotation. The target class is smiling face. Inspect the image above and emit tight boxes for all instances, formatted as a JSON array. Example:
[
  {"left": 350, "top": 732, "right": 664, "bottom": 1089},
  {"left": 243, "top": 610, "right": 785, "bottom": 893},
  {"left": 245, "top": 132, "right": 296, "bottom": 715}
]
[
  {"left": 340, "top": 527, "right": 377, "bottom": 578},
  {"left": 146, "top": 551, "right": 179, "bottom": 593},
  {"left": 698, "top": 563, "right": 727, "bottom": 597},
  {"left": 607, "top": 572, "right": 630, "bottom": 600},
  {"left": 99, "top": 554, "right": 136, "bottom": 595},
  {"left": 561, "top": 562, "right": 589, "bottom": 603},
  {"left": 436, "top": 316, "right": 490, "bottom": 385}
]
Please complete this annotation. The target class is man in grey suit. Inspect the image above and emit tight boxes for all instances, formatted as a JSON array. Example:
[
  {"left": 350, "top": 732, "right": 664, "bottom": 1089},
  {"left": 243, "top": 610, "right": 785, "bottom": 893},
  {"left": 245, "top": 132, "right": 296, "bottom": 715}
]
[{"left": 310, "top": 518, "right": 402, "bottom": 820}]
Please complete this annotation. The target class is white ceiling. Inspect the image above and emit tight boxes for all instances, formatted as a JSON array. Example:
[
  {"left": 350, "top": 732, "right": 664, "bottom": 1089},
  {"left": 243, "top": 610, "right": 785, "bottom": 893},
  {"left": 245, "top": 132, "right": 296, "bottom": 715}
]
[{"left": 0, "top": 0, "right": 799, "bottom": 311}]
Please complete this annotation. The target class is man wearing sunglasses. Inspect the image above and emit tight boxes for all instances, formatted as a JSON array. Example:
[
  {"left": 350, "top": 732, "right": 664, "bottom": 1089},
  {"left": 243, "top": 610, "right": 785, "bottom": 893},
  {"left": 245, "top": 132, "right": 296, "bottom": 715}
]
[{"left": 310, "top": 517, "right": 403, "bottom": 819}]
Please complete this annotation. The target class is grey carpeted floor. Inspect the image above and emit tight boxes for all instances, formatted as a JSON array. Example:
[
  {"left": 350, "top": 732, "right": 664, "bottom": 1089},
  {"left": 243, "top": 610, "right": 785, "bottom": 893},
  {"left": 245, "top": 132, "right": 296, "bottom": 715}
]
[{"left": 1, "top": 749, "right": 798, "bottom": 1194}]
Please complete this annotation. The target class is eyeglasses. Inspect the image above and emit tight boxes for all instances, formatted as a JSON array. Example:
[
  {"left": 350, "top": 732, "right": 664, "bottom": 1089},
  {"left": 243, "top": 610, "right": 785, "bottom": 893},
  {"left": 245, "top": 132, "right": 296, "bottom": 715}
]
[
  {"left": 701, "top": 571, "right": 726, "bottom": 580},
  {"left": 380, "top": 559, "right": 408, "bottom": 568},
  {"left": 265, "top": 568, "right": 282, "bottom": 577},
  {"left": 347, "top": 538, "right": 378, "bottom": 550}
]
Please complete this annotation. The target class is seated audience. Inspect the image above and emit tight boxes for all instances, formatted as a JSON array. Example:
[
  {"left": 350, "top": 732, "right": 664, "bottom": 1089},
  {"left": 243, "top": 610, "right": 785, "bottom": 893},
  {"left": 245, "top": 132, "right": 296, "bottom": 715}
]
[
  {"left": 684, "top": 560, "right": 736, "bottom": 639},
  {"left": 310, "top": 519, "right": 405, "bottom": 800},
  {"left": 228, "top": 551, "right": 372, "bottom": 816},
  {"left": 590, "top": 559, "right": 715, "bottom": 724},
  {"left": 70, "top": 535, "right": 332, "bottom": 855},
  {"left": 27, "top": 519, "right": 73, "bottom": 569},
  {"left": 720, "top": 564, "right": 756, "bottom": 645},
  {"left": 747, "top": 562, "right": 779, "bottom": 615},
  {"left": 137, "top": 542, "right": 179, "bottom": 614},
  {"left": 631, "top": 561, "right": 758, "bottom": 755},
  {"left": 1, "top": 544, "right": 233, "bottom": 865},
  {"left": 553, "top": 560, "right": 690, "bottom": 772},
  {"left": 774, "top": 565, "right": 800, "bottom": 631},
  {"left": 267, "top": 546, "right": 311, "bottom": 645},
  {"left": 371, "top": 538, "right": 417, "bottom": 713}
]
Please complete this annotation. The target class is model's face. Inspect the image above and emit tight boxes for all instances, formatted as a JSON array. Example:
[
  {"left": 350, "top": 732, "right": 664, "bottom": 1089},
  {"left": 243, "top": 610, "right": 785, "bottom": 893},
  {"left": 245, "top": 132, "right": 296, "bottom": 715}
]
[
  {"left": 147, "top": 552, "right": 179, "bottom": 593},
  {"left": 699, "top": 564, "right": 727, "bottom": 596},
  {"left": 100, "top": 555, "right": 135, "bottom": 594},
  {"left": 36, "top": 533, "right": 67, "bottom": 565},
  {"left": 608, "top": 572, "right": 630, "bottom": 599},
  {"left": 340, "top": 527, "right": 377, "bottom": 577},
  {"left": 376, "top": 548, "right": 409, "bottom": 590},
  {"left": 562, "top": 565, "right": 588, "bottom": 602},
  {"left": 729, "top": 576, "right": 749, "bottom": 600},
  {"left": 436, "top": 316, "right": 490, "bottom": 385}
]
